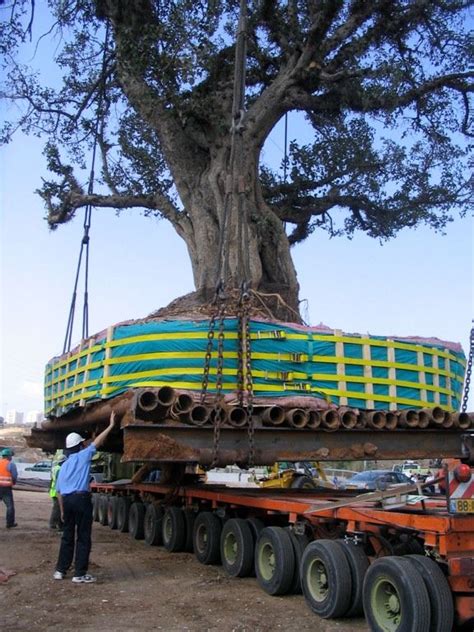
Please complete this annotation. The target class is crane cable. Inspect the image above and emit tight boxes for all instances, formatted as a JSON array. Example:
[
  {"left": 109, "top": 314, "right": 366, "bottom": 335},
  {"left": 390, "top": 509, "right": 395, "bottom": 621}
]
[
  {"left": 62, "top": 23, "right": 110, "bottom": 354},
  {"left": 203, "top": 0, "right": 256, "bottom": 467}
]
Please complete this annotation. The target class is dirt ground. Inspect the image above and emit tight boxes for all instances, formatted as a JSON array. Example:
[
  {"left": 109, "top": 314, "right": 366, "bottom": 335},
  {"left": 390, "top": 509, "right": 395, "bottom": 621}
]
[{"left": 0, "top": 490, "right": 369, "bottom": 632}]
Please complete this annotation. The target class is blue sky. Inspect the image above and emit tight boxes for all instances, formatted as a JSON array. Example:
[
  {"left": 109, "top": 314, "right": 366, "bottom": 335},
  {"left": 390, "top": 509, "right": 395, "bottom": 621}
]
[{"left": 0, "top": 7, "right": 473, "bottom": 416}]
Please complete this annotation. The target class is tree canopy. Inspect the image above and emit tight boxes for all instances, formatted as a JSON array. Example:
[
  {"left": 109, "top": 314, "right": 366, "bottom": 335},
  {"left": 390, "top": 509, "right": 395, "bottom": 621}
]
[{"left": 1, "top": 0, "right": 473, "bottom": 319}]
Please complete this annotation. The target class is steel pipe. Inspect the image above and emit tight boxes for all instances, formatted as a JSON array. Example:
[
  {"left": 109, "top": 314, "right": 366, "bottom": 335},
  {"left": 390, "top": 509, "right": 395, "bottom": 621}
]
[
  {"left": 261, "top": 406, "right": 285, "bottom": 426},
  {"left": 321, "top": 410, "right": 340, "bottom": 432},
  {"left": 453, "top": 412, "right": 471, "bottom": 429},
  {"left": 307, "top": 410, "right": 321, "bottom": 429},
  {"left": 397, "top": 410, "right": 419, "bottom": 428},
  {"left": 365, "top": 411, "right": 386, "bottom": 430},
  {"left": 285, "top": 408, "right": 309, "bottom": 429},
  {"left": 339, "top": 408, "right": 358, "bottom": 429},
  {"left": 227, "top": 407, "right": 248, "bottom": 428}
]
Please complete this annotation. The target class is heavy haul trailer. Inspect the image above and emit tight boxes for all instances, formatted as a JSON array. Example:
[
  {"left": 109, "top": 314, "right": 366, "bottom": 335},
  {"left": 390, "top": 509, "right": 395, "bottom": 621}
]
[{"left": 91, "top": 458, "right": 474, "bottom": 631}]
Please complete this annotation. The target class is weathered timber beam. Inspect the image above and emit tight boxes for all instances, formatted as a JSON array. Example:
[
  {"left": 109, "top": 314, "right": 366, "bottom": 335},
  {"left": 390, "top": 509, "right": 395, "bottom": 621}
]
[{"left": 122, "top": 425, "right": 474, "bottom": 466}]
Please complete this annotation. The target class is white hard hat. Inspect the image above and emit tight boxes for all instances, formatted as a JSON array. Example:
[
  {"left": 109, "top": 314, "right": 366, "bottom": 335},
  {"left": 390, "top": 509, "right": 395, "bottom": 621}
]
[{"left": 65, "top": 432, "right": 85, "bottom": 449}]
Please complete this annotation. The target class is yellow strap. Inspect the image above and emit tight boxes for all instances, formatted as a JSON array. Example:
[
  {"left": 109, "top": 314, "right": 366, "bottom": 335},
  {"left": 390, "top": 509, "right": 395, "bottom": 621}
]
[
  {"left": 312, "top": 355, "right": 460, "bottom": 380},
  {"left": 311, "top": 373, "right": 452, "bottom": 397},
  {"left": 312, "top": 386, "right": 453, "bottom": 410}
]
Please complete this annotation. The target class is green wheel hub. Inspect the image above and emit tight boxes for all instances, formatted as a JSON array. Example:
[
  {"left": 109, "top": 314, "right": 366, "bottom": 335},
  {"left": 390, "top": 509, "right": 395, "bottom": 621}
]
[
  {"left": 306, "top": 557, "right": 329, "bottom": 602},
  {"left": 258, "top": 541, "right": 276, "bottom": 581},
  {"left": 223, "top": 532, "right": 237, "bottom": 564},
  {"left": 370, "top": 575, "right": 402, "bottom": 631}
]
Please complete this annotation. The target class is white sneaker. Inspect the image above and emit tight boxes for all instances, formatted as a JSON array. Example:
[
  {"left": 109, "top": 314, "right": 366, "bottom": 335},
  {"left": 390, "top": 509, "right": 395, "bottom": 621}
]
[
  {"left": 72, "top": 574, "right": 96, "bottom": 583},
  {"left": 53, "top": 571, "right": 65, "bottom": 580}
]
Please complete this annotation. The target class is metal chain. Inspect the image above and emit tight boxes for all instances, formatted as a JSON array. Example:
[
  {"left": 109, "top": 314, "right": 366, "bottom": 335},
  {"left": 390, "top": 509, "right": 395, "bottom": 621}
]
[
  {"left": 242, "top": 297, "right": 255, "bottom": 467},
  {"left": 200, "top": 311, "right": 217, "bottom": 404},
  {"left": 461, "top": 322, "right": 474, "bottom": 413},
  {"left": 236, "top": 303, "right": 245, "bottom": 408},
  {"left": 211, "top": 301, "right": 227, "bottom": 468}
]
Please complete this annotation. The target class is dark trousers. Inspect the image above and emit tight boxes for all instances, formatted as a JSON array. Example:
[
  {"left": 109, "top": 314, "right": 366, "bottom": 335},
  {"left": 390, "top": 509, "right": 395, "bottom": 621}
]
[
  {"left": 49, "top": 497, "right": 63, "bottom": 529},
  {"left": 56, "top": 493, "right": 93, "bottom": 576},
  {"left": 0, "top": 486, "right": 15, "bottom": 527}
]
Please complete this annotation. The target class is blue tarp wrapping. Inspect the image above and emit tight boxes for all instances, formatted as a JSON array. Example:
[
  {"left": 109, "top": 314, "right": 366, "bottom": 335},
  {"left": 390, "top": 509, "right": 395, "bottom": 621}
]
[{"left": 44, "top": 318, "right": 466, "bottom": 416}]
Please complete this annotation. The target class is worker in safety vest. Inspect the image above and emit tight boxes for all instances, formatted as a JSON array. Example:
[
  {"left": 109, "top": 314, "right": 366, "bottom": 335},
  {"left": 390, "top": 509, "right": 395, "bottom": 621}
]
[
  {"left": 53, "top": 412, "right": 117, "bottom": 584},
  {"left": 49, "top": 453, "right": 66, "bottom": 530},
  {"left": 0, "top": 447, "right": 18, "bottom": 528}
]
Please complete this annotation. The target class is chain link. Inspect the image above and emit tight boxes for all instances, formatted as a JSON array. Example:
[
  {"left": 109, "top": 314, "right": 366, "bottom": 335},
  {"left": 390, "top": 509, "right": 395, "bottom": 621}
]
[
  {"left": 461, "top": 323, "right": 474, "bottom": 413},
  {"left": 240, "top": 295, "right": 255, "bottom": 467},
  {"left": 200, "top": 311, "right": 217, "bottom": 404},
  {"left": 211, "top": 301, "right": 227, "bottom": 468}
]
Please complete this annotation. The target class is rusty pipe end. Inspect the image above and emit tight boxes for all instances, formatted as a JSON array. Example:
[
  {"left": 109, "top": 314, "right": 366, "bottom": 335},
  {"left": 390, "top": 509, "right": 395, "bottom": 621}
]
[
  {"left": 366, "top": 411, "right": 386, "bottom": 430},
  {"left": 340, "top": 409, "right": 357, "bottom": 429},
  {"left": 285, "top": 408, "right": 309, "bottom": 429},
  {"left": 189, "top": 405, "right": 211, "bottom": 426},
  {"left": 261, "top": 406, "right": 285, "bottom": 426},
  {"left": 453, "top": 412, "right": 472, "bottom": 429},
  {"left": 307, "top": 410, "right": 321, "bottom": 429},
  {"left": 137, "top": 390, "right": 159, "bottom": 411},
  {"left": 442, "top": 411, "right": 454, "bottom": 428},
  {"left": 172, "top": 393, "right": 194, "bottom": 414},
  {"left": 228, "top": 407, "right": 248, "bottom": 428},
  {"left": 321, "top": 410, "right": 340, "bottom": 431},
  {"left": 157, "top": 386, "right": 177, "bottom": 406},
  {"left": 398, "top": 410, "right": 419, "bottom": 428}
]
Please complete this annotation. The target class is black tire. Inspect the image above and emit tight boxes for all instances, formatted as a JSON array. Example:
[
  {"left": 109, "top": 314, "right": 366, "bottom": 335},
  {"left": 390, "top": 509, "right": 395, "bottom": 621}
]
[
  {"left": 337, "top": 540, "right": 369, "bottom": 617},
  {"left": 291, "top": 475, "right": 317, "bottom": 489},
  {"left": 246, "top": 517, "right": 264, "bottom": 577},
  {"left": 221, "top": 518, "right": 255, "bottom": 578},
  {"left": 116, "top": 496, "right": 131, "bottom": 533},
  {"left": 301, "top": 539, "right": 352, "bottom": 618},
  {"left": 246, "top": 517, "right": 264, "bottom": 544},
  {"left": 162, "top": 506, "right": 187, "bottom": 552},
  {"left": 98, "top": 494, "right": 109, "bottom": 526},
  {"left": 144, "top": 504, "right": 163, "bottom": 546},
  {"left": 285, "top": 528, "right": 309, "bottom": 594},
  {"left": 183, "top": 509, "right": 196, "bottom": 553},
  {"left": 363, "top": 556, "right": 431, "bottom": 632},
  {"left": 406, "top": 555, "right": 454, "bottom": 632},
  {"left": 129, "top": 502, "right": 146, "bottom": 540},
  {"left": 255, "top": 526, "right": 295, "bottom": 596},
  {"left": 92, "top": 493, "right": 100, "bottom": 522},
  {"left": 193, "top": 511, "right": 222, "bottom": 565},
  {"left": 107, "top": 496, "right": 118, "bottom": 530}
]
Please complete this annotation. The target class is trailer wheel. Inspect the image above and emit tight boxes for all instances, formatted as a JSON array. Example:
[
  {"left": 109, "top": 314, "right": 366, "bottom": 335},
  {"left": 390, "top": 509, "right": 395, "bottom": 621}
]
[
  {"left": 144, "top": 504, "right": 163, "bottom": 546},
  {"left": 193, "top": 512, "right": 222, "bottom": 565},
  {"left": 363, "top": 556, "right": 431, "bottom": 632},
  {"left": 183, "top": 509, "right": 196, "bottom": 553},
  {"left": 162, "top": 506, "right": 186, "bottom": 552},
  {"left": 246, "top": 516, "right": 264, "bottom": 544},
  {"left": 107, "top": 496, "right": 118, "bottom": 530},
  {"left": 300, "top": 539, "right": 352, "bottom": 618},
  {"left": 285, "top": 528, "right": 309, "bottom": 594},
  {"left": 255, "top": 526, "right": 295, "bottom": 595},
  {"left": 116, "top": 497, "right": 131, "bottom": 533},
  {"left": 220, "top": 518, "right": 254, "bottom": 578},
  {"left": 406, "top": 555, "right": 454, "bottom": 632},
  {"left": 337, "top": 540, "right": 369, "bottom": 617},
  {"left": 129, "top": 502, "right": 146, "bottom": 540},
  {"left": 92, "top": 493, "right": 100, "bottom": 522},
  {"left": 98, "top": 494, "right": 109, "bottom": 526},
  {"left": 291, "top": 475, "right": 316, "bottom": 489}
]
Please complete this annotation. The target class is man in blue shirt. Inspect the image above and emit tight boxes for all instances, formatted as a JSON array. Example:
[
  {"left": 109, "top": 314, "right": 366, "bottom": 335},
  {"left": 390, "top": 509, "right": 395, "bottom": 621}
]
[{"left": 53, "top": 412, "right": 117, "bottom": 583}]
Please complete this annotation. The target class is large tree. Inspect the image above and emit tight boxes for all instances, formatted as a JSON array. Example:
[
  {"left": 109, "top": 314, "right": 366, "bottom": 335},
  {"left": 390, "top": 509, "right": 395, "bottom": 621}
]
[{"left": 2, "top": 0, "right": 473, "bottom": 320}]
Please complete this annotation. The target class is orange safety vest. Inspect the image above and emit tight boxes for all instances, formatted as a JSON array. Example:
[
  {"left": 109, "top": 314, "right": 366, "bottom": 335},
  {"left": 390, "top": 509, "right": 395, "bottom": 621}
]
[{"left": 0, "top": 458, "right": 13, "bottom": 487}]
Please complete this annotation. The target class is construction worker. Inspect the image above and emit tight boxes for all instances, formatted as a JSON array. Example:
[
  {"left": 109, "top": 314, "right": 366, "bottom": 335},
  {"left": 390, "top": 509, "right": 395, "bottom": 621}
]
[
  {"left": 53, "top": 411, "right": 117, "bottom": 583},
  {"left": 49, "top": 453, "right": 66, "bottom": 530},
  {"left": 0, "top": 447, "right": 18, "bottom": 529}
]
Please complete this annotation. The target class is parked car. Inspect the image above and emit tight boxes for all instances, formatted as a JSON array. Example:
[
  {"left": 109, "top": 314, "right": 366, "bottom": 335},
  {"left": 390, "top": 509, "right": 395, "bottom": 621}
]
[
  {"left": 344, "top": 469, "right": 412, "bottom": 491},
  {"left": 24, "top": 460, "right": 52, "bottom": 472}
]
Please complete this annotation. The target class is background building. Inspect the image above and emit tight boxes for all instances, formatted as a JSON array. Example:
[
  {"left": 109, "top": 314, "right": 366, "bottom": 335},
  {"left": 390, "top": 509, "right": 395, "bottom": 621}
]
[{"left": 5, "top": 410, "right": 24, "bottom": 425}]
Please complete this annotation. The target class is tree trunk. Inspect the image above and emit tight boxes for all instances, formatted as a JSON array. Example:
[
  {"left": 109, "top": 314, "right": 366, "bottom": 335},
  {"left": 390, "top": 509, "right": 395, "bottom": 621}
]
[{"left": 170, "top": 143, "right": 301, "bottom": 322}]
